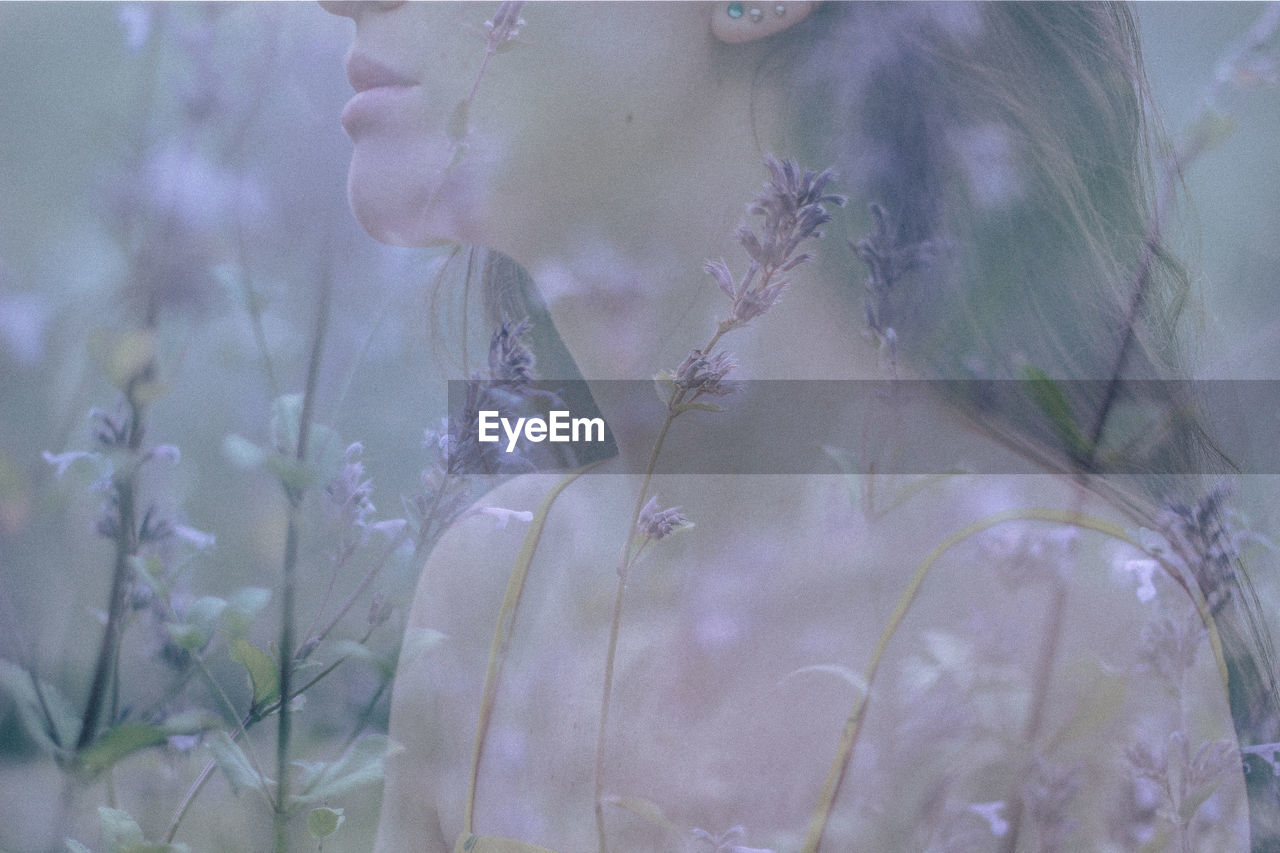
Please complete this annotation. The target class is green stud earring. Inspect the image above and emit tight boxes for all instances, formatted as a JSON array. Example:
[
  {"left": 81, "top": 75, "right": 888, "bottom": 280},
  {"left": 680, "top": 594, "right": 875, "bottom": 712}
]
[{"left": 727, "top": 2, "right": 744, "bottom": 19}]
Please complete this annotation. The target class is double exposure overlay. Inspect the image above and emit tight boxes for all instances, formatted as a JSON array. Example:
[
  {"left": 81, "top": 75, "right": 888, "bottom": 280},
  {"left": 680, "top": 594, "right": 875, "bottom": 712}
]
[{"left": 2, "top": 4, "right": 1280, "bottom": 852}]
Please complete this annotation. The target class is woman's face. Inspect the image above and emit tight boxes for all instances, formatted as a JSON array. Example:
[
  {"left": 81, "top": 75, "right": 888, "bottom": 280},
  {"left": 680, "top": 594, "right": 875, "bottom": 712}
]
[{"left": 321, "top": 2, "right": 746, "bottom": 261}]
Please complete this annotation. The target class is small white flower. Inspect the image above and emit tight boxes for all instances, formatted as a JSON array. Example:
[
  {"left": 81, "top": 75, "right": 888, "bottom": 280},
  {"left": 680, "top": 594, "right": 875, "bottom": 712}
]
[
  {"left": 1120, "top": 558, "right": 1159, "bottom": 602},
  {"left": 150, "top": 444, "right": 181, "bottom": 465},
  {"left": 173, "top": 525, "right": 216, "bottom": 550},
  {"left": 368, "top": 518, "right": 409, "bottom": 540},
  {"left": 43, "top": 450, "right": 98, "bottom": 479},
  {"left": 968, "top": 801, "right": 1009, "bottom": 837},
  {"left": 469, "top": 506, "right": 534, "bottom": 529}
]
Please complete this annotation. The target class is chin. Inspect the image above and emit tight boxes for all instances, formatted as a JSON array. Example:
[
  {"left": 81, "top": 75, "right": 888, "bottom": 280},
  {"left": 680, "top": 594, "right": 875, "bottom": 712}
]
[
  {"left": 346, "top": 132, "right": 473, "bottom": 247},
  {"left": 346, "top": 142, "right": 430, "bottom": 246}
]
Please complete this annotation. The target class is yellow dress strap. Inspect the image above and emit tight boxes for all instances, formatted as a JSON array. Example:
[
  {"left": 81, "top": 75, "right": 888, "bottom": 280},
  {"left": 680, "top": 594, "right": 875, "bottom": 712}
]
[{"left": 453, "top": 834, "right": 558, "bottom": 853}]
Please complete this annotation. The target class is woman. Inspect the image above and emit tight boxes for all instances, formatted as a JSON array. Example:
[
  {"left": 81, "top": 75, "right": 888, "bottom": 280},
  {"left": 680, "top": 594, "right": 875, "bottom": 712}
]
[{"left": 322, "top": 3, "right": 1272, "bottom": 850}]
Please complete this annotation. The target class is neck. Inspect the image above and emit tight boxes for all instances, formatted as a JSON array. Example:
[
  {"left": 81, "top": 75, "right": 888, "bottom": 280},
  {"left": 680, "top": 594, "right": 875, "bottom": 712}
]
[{"left": 534, "top": 246, "right": 889, "bottom": 472}]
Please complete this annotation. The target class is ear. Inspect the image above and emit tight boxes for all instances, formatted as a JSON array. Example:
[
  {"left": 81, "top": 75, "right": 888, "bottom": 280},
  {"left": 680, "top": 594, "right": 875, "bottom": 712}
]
[{"left": 710, "top": 1, "right": 816, "bottom": 44}]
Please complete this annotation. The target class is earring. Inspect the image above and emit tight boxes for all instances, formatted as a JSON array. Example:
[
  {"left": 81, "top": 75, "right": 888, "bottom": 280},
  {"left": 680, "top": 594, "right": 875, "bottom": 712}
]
[
  {"left": 713, "top": 1, "right": 814, "bottom": 43},
  {"left": 727, "top": 3, "right": 782, "bottom": 23}
]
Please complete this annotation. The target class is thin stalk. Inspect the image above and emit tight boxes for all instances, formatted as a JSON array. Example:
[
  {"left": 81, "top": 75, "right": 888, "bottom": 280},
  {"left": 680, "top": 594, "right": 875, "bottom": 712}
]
[
  {"left": 592, "top": 324, "right": 724, "bottom": 852},
  {"left": 194, "top": 658, "right": 276, "bottom": 808},
  {"left": 299, "top": 524, "right": 411, "bottom": 658},
  {"left": 592, "top": 566, "right": 629, "bottom": 853},
  {"left": 76, "top": 387, "right": 146, "bottom": 751},
  {"left": 165, "top": 707, "right": 257, "bottom": 844},
  {"left": 167, "top": 628, "right": 381, "bottom": 846},
  {"left": 342, "top": 674, "right": 391, "bottom": 751},
  {"left": 165, "top": 759, "right": 217, "bottom": 844},
  {"left": 996, "top": 488, "right": 1087, "bottom": 853},
  {"left": 274, "top": 254, "right": 332, "bottom": 851},
  {"left": 274, "top": 504, "right": 301, "bottom": 852},
  {"left": 462, "top": 465, "right": 597, "bottom": 837},
  {"left": 996, "top": 575, "right": 1069, "bottom": 853},
  {"left": 234, "top": 222, "right": 280, "bottom": 402}
]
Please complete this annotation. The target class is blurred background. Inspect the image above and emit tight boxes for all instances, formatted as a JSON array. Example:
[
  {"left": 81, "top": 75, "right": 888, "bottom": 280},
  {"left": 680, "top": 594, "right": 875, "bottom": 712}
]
[{"left": 0, "top": 3, "right": 1277, "bottom": 851}]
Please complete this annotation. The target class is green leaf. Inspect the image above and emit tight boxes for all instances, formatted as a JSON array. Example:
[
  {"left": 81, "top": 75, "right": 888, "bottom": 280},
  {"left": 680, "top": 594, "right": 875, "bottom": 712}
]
[
  {"left": 163, "top": 623, "right": 204, "bottom": 653},
  {"left": 229, "top": 638, "right": 279, "bottom": 708},
  {"left": 1020, "top": 365, "right": 1092, "bottom": 462},
  {"left": 221, "top": 434, "right": 266, "bottom": 470},
  {"left": 208, "top": 730, "right": 272, "bottom": 796},
  {"left": 222, "top": 587, "right": 271, "bottom": 637},
  {"left": 307, "top": 807, "right": 345, "bottom": 840},
  {"left": 0, "top": 658, "right": 79, "bottom": 753},
  {"left": 78, "top": 723, "right": 169, "bottom": 773},
  {"left": 165, "top": 596, "right": 227, "bottom": 652},
  {"left": 128, "top": 555, "right": 166, "bottom": 599},
  {"left": 291, "top": 734, "right": 402, "bottom": 806},
  {"left": 327, "top": 639, "right": 376, "bottom": 662},
  {"left": 266, "top": 455, "right": 317, "bottom": 495},
  {"left": 269, "top": 394, "right": 304, "bottom": 456},
  {"left": 267, "top": 395, "right": 344, "bottom": 488},
  {"left": 187, "top": 596, "right": 227, "bottom": 629},
  {"left": 98, "top": 807, "right": 144, "bottom": 850},
  {"left": 447, "top": 99, "right": 470, "bottom": 143}
]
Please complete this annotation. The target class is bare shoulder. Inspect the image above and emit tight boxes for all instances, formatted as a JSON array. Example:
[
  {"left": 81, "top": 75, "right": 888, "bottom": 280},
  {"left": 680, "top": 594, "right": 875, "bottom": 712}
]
[
  {"left": 405, "top": 474, "right": 581, "bottom": 633},
  {"left": 376, "top": 473, "right": 577, "bottom": 853}
]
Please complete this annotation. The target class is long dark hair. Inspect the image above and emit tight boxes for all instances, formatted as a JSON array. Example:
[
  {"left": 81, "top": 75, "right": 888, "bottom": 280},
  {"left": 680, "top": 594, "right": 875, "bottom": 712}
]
[{"left": 786, "top": 2, "right": 1278, "bottom": 843}]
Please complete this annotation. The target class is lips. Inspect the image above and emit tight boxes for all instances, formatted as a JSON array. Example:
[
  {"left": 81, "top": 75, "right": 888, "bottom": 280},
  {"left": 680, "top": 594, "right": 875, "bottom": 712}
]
[
  {"left": 346, "top": 53, "right": 418, "bottom": 93},
  {"left": 341, "top": 53, "right": 420, "bottom": 136}
]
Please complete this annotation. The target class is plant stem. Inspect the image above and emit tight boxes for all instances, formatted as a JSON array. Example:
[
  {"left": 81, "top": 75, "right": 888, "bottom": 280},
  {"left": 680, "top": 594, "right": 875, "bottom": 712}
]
[
  {"left": 464, "top": 466, "right": 596, "bottom": 836},
  {"left": 299, "top": 525, "right": 411, "bottom": 658},
  {"left": 593, "top": 568, "right": 628, "bottom": 853},
  {"left": 274, "top": 502, "right": 301, "bottom": 852},
  {"left": 274, "top": 257, "right": 332, "bottom": 851},
  {"left": 996, "top": 575, "right": 1069, "bottom": 853},
  {"left": 76, "top": 388, "right": 146, "bottom": 752},
  {"left": 591, "top": 322, "right": 727, "bottom": 853},
  {"left": 165, "top": 759, "right": 216, "bottom": 844},
  {"left": 75, "top": 478, "right": 134, "bottom": 750}
]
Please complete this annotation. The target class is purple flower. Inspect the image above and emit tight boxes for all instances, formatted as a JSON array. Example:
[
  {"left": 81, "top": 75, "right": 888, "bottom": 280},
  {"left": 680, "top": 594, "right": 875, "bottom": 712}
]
[
  {"left": 637, "top": 495, "right": 689, "bottom": 542},
  {"left": 488, "top": 317, "right": 535, "bottom": 385},
  {"left": 711, "top": 156, "right": 844, "bottom": 331},
  {"left": 674, "top": 348, "right": 739, "bottom": 399},
  {"left": 484, "top": 2, "right": 526, "bottom": 52},
  {"left": 738, "top": 155, "right": 845, "bottom": 272}
]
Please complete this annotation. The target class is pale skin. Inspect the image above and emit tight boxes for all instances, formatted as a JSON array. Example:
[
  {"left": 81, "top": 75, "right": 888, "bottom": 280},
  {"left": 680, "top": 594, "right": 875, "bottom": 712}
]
[{"left": 320, "top": 3, "right": 1244, "bottom": 850}]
